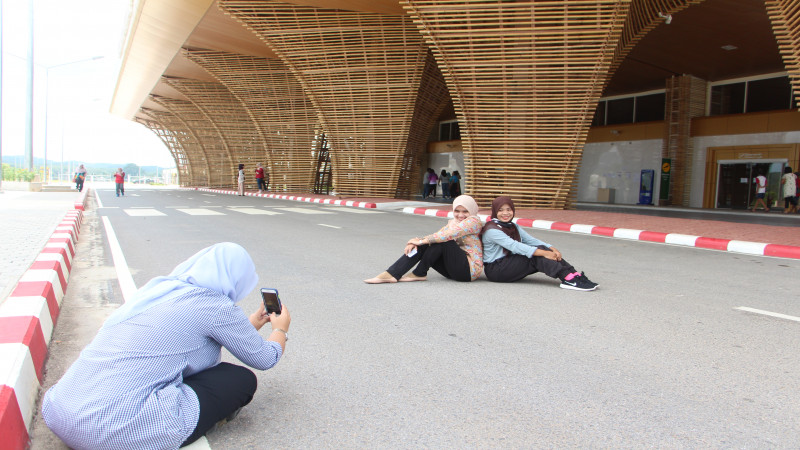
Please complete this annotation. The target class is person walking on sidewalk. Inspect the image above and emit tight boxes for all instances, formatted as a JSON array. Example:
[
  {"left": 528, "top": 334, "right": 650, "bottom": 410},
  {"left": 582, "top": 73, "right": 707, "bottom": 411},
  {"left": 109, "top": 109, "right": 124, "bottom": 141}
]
[
  {"left": 481, "top": 196, "right": 598, "bottom": 291},
  {"left": 364, "top": 195, "right": 484, "bottom": 284},
  {"left": 780, "top": 166, "right": 797, "bottom": 213},
  {"left": 41, "top": 242, "right": 291, "bottom": 449},
  {"left": 114, "top": 168, "right": 126, "bottom": 197},
  {"left": 237, "top": 163, "right": 246, "bottom": 196},
  {"left": 752, "top": 170, "right": 769, "bottom": 212},
  {"left": 422, "top": 169, "right": 432, "bottom": 199},
  {"left": 74, "top": 164, "right": 87, "bottom": 192}
]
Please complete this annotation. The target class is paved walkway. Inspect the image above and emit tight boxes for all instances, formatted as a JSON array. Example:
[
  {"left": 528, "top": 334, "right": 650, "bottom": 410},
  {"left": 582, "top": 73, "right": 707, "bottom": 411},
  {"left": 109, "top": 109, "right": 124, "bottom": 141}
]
[{"left": 0, "top": 190, "right": 81, "bottom": 304}]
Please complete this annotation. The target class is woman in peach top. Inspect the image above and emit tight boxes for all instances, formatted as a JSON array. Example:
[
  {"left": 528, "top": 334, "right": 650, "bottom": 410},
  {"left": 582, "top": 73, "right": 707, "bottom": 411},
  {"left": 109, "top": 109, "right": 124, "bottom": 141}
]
[{"left": 364, "top": 195, "right": 483, "bottom": 283}]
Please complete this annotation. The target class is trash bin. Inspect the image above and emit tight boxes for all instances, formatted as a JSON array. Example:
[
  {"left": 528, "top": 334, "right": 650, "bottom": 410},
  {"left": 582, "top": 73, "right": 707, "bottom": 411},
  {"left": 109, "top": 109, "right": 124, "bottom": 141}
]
[{"left": 597, "top": 188, "right": 615, "bottom": 203}]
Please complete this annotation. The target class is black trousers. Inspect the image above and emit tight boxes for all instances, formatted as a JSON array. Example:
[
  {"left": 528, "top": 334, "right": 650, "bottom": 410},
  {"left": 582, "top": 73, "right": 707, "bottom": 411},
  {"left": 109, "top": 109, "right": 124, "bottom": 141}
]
[
  {"left": 181, "top": 362, "right": 258, "bottom": 447},
  {"left": 484, "top": 246, "right": 576, "bottom": 283},
  {"left": 386, "top": 240, "right": 471, "bottom": 282}
]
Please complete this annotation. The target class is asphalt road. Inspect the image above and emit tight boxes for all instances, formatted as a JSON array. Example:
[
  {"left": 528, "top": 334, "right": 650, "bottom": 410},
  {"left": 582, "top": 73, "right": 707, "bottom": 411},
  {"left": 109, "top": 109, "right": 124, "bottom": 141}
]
[{"left": 31, "top": 187, "right": 800, "bottom": 448}]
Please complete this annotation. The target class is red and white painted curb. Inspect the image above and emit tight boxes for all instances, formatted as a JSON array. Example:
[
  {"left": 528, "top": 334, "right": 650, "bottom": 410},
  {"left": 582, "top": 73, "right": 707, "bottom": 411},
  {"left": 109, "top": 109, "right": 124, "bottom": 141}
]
[
  {"left": 0, "top": 193, "right": 88, "bottom": 450},
  {"left": 184, "top": 187, "right": 378, "bottom": 209},
  {"left": 403, "top": 206, "right": 800, "bottom": 260}
]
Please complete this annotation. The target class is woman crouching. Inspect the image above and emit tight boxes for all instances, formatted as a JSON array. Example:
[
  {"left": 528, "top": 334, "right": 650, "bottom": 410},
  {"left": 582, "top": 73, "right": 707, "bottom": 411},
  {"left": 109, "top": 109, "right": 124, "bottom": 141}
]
[
  {"left": 365, "top": 195, "right": 483, "bottom": 283},
  {"left": 481, "top": 196, "right": 598, "bottom": 291}
]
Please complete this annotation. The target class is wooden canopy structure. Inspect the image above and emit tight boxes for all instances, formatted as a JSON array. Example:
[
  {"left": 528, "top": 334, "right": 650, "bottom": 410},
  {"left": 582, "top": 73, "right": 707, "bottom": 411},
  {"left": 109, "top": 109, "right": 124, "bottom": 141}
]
[{"left": 114, "top": 0, "right": 800, "bottom": 208}]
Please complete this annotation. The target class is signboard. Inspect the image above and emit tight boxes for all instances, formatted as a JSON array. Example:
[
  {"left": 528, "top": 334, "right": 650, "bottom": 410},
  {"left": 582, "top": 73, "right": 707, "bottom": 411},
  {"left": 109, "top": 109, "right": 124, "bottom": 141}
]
[{"left": 659, "top": 158, "right": 671, "bottom": 201}]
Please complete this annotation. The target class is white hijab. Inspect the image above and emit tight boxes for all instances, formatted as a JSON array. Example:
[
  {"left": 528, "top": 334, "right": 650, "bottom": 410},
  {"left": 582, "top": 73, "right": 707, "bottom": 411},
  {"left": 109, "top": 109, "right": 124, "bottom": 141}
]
[{"left": 103, "top": 242, "right": 258, "bottom": 328}]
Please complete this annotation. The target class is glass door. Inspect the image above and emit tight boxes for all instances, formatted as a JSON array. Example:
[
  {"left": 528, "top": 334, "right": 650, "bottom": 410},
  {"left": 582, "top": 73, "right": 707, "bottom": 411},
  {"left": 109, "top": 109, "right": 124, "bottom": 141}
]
[{"left": 716, "top": 161, "right": 786, "bottom": 209}]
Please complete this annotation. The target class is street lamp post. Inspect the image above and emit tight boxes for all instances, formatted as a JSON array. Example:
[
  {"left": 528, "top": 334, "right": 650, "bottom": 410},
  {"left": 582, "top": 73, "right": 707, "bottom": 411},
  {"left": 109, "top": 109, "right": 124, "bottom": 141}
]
[{"left": 43, "top": 56, "right": 103, "bottom": 184}]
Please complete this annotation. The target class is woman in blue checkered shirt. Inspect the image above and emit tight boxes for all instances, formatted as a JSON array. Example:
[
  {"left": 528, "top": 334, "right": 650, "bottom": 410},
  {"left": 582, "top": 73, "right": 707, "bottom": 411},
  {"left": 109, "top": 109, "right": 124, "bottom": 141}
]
[{"left": 41, "top": 242, "right": 291, "bottom": 449}]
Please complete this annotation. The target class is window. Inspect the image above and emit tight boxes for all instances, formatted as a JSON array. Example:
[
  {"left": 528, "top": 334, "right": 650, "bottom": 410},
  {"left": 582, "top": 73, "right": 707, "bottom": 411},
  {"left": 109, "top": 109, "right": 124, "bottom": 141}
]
[
  {"left": 634, "top": 93, "right": 666, "bottom": 123},
  {"left": 746, "top": 77, "right": 792, "bottom": 113},
  {"left": 710, "top": 75, "right": 792, "bottom": 116},
  {"left": 592, "top": 91, "right": 665, "bottom": 126},
  {"left": 606, "top": 97, "right": 635, "bottom": 125},
  {"left": 438, "top": 121, "right": 461, "bottom": 141}
]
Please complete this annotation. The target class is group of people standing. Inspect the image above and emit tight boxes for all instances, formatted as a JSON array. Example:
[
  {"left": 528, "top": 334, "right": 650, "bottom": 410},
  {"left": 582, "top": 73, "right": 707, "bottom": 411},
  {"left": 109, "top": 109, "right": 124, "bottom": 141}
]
[
  {"left": 238, "top": 162, "right": 270, "bottom": 196},
  {"left": 753, "top": 166, "right": 800, "bottom": 214},
  {"left": 365, "top": 194, "right": 598, "bottom": 291},
  {"left": 423, "top": 168, "right": 462, "bottom": 199}
]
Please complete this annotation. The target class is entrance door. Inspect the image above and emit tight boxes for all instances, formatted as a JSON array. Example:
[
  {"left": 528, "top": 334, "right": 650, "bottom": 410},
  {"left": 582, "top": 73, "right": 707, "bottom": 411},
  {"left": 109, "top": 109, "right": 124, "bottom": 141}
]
[{"left": 716, "top": 161, "right": 784, "bottom": 209}]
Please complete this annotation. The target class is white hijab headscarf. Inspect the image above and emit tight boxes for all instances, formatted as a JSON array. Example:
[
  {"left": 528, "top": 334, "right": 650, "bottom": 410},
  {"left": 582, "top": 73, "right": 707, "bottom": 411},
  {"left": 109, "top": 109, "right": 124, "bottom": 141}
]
[{"left": 103, "top": 242, "right": 258, "bottom": 328}]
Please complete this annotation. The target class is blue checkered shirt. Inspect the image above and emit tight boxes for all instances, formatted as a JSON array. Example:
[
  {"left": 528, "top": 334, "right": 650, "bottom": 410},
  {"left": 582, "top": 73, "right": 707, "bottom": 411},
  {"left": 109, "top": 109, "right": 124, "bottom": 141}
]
[{"left": 42, "top": 288, "right": 282, "bottom": 449}]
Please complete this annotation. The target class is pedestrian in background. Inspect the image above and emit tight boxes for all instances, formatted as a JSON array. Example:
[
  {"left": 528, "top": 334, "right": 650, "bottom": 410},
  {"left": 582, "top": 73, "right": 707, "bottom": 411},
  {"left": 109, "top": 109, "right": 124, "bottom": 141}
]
[
  {"left": 751, "top": 170, "right": 769, "bottom": 212},
  {"left": 40, "top": 242, "right": 291, "bottom": 449},
  {"left": 780, "top": 166, "right": 797, "bottom": 213},
  {"left": 74, "top": 164, "right": 87, "bottom": 192},
  {"left": 422, "top": 168, "right": 431, "bottom": 199},
  {"left": 255, "top": 163, "right": 266, "bottom": 193},
  {"left": 428, "top": 169, "right": 439, "bottom": 198},
  {"left": 238, "top": 163, "right": 245, "bottom": 196},
  {"left": 449, "top": 170, "right": 462, "bottom": 198},
  {"left": 114, "top": 168, "right": 126, "bottom": 197},
  {"left": 439, "top": 170, "right": 451, "bottom": 199}
]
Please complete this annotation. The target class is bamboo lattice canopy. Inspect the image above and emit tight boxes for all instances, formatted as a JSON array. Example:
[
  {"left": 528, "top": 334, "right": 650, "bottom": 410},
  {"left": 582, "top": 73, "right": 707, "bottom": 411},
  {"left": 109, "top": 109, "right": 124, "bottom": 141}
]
[{"left": 112, "top": 0, "right": 796, "bottom": 207}]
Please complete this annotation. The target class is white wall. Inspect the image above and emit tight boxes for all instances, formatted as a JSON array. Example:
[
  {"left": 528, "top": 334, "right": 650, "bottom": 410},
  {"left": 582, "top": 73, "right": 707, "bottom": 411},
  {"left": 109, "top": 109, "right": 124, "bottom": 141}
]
[
  {"left": 423, "top": 152, "right": 465, "bottom": 191},
  {"left": 577, "top": 140, "right": 663, "bottom": 205}
]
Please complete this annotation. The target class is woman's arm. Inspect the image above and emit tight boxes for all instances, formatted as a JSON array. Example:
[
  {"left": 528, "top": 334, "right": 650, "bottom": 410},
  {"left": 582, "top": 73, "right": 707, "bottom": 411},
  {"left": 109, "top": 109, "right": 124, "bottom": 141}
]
[
  {"left": 210, "top": 303, "right": 283, "bottom": 370},
  {"left": 423, "top": 216, "right": 482, "bottom": 244}
]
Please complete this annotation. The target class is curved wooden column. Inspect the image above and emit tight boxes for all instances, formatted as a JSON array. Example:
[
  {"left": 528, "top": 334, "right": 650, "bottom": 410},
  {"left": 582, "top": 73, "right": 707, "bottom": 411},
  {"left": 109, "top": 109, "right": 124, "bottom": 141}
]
[
  {"left": 403, "top": 1, "right": 635, "bottom": 208},
  {"left": 135, "top": 113, "right": 194, "bottom": 185},
  {"left": 220, "top": 0, "right": 429, "bottom": 197},
  {"left": 150, "top": 94, "right": 232, "bottom": 188},
  {"left": 767, "top": 0, "right": 800, "bottom": 108},
  {"left": 162, "top": 77, "right": 255, "bottom": 186},
  {"left": 140, "top": 104, "right": 211, "bottom": 186},
  {"left": 399, "top": 51, "right": 452, "bottom": 198},
  {"left": 183, "top": 49, "right": 319, "bottom": 193}
]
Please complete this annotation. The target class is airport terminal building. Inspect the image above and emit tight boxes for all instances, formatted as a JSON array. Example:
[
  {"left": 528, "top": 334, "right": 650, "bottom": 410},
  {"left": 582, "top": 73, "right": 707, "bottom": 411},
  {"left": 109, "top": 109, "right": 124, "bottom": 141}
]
[{"left": 111, "top": 0, "right": 800, "bottom": 209}]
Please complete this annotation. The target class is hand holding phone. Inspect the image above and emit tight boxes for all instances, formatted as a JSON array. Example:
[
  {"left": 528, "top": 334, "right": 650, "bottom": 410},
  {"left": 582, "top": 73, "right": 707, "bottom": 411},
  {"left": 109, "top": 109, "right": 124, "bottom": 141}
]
[{"left": 260, "top": 288, "right": 282, "bottom": 316}]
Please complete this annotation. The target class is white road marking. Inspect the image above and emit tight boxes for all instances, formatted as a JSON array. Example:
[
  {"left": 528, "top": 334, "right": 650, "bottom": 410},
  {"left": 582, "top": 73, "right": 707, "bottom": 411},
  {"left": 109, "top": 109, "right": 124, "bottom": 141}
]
[
  {"left": 228, "top": 208, "right": 282, "bottom": 215},
  {"left": 275, "top": 207, "right": 334, "bottom": 215},
  {"left": 318, "top": 224, "right": 341, "bottom": 229},
  {"left": 735, "top": 307, "right": 800, "bottom": 323},
  {"left": 321, "top": 206, "right": 383, "bottom": 214},
  {"left": 124, "top": 209, "right": 166, "bottom": 217},
  {"left": 176, "top": 208, "right": 226, "bottom": 216},
  {"left": 101, "top": 217, "right": 137, "bottom": 302},
  {"left": 94, "top": 190, "right": 104, "bottom": 208}
]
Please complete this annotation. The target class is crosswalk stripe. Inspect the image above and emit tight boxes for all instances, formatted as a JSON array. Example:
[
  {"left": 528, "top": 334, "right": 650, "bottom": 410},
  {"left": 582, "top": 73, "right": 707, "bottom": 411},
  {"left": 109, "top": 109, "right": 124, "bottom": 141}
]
[
  {"left": 123, "top": 209, "right": 166, "bottom": 216},
  {"left": 176, "top": 208, "right": 226, "bottom": 216},
  {"left": 228, "top": 208, "right": 282, "bottom": 215},
  {"left": 274, "top": 207, "right": 334, "bottom": 215},
  {"left": 321, "top": 206, "right": 383, "bottom": 214}
]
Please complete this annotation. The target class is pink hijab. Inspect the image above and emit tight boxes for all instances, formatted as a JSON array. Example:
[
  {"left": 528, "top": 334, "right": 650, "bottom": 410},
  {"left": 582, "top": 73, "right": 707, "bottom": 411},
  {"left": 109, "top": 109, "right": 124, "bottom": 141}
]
[{"left": 448, "top": 195, "right": 480, "bottom": 229}]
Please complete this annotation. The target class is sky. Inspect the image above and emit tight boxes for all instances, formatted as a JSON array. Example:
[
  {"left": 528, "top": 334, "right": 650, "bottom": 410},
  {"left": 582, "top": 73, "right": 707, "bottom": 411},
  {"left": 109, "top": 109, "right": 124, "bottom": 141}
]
[{"left": 0, "top": 0, "right": 175, "bottom": 169}]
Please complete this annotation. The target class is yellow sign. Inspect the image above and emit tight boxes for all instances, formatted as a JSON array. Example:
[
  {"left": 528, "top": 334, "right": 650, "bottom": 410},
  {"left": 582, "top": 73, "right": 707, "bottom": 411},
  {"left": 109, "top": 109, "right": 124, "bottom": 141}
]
[{"left": 662, "top": 162, "right": 671, "bottom": 173}]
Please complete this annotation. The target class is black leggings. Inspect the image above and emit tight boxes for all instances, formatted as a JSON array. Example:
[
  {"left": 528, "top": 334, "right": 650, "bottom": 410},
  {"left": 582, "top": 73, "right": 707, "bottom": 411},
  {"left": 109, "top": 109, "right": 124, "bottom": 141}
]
[
  {"left": 386, "top": 240, "right": 471, "bottom": 282},
  {"left": 484, "top": 246, "right": 576, "bottom": 283},
  {"left": 181, "top": 362, "right": 257, "bottom": 447}
]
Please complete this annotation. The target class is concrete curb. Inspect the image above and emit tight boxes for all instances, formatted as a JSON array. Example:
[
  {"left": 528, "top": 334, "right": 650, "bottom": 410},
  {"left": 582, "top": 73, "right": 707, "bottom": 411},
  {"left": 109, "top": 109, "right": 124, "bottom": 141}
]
[
  {"left": 402, "top": 206, "right": 800, "bottom": 260},
  {"left": 0, "top": 191, "right": 89, "bottom": 450},
  {"left": 185, "top": 187, "right": 378, "bottom": 209}
]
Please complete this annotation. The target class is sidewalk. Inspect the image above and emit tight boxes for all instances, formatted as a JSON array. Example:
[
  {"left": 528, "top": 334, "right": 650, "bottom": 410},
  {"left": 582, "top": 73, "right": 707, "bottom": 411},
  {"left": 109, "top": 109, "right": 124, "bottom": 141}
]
[
  {"left": 0, "top": 187, "right": 87, "bottom": 450},
  {"left": 191, "top": 187, "right": 800, "bottom": 258}
]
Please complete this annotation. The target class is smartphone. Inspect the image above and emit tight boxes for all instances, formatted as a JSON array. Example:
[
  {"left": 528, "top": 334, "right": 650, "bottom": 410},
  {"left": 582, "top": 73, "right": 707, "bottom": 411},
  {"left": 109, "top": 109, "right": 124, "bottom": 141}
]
[{"left": 260, "top": 288, "right": 282, "bottom": 315}]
